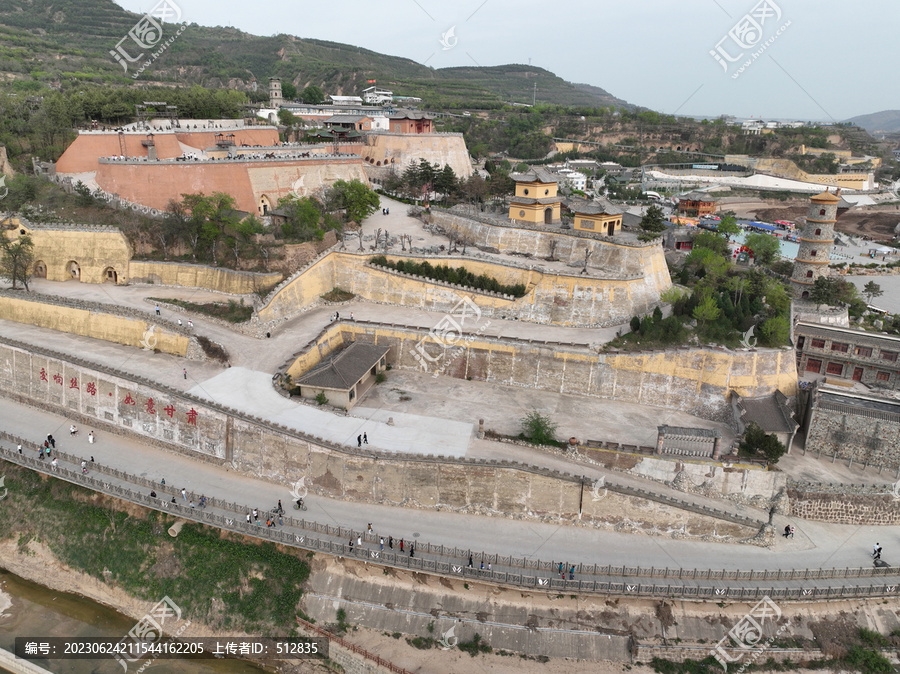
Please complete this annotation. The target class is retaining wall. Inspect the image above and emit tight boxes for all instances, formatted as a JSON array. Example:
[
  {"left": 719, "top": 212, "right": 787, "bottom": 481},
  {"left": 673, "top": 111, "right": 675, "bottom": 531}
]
[
  {"left": 129, "top": 261, "right": 282, "bottom": 295},
  {"left": 283, "top": 322, "right": 798, "bottom": 421}
]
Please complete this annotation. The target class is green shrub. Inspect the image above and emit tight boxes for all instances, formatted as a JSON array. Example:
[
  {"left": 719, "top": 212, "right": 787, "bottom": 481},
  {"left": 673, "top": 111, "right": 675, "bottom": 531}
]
[
  {"left": 315, "top": 391, "right": 328, "bottom": 405},
  {"left": 520, "top": 410, "right": 558, "bottom": 446}
]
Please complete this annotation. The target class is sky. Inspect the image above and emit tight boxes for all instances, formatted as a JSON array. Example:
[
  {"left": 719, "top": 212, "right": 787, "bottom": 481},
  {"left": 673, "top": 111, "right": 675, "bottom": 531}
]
[{"left": 115, "top": 0, "right": 899, "bottom": 121}]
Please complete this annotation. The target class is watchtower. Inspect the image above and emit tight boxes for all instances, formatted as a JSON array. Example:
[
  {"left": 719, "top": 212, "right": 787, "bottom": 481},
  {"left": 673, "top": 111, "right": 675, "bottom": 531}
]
[
  {"left": 791, "top": 189, "right": 840, "bottom": 298},
  {"left": 269, "top": 78, "right": 283, "bottom": 109}
]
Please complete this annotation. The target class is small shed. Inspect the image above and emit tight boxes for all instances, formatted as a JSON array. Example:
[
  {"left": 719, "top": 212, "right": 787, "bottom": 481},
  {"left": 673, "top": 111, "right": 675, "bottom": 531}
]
[{"left": 297, "top": 342, "right": 390, "bottom": 410}]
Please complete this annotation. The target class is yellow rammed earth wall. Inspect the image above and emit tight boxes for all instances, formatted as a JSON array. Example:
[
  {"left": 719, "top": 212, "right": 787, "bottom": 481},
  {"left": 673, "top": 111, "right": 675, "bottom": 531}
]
[
  {"left": 10, "top": 224, "right": 133, "bottom": 284},
  {"left": 128, "top": 261, "right": 282, "bottom": 294},
  {"left": 259, "top": 251, "right": 668, "bottom": 327},
  {"left": 285, "top": 324, "right": 346, "bottom": 380},
  {"left": 0, "top": 295, "right": 189, "bottom": 356},
  {"left": 283, "top": 324, "right": 798, "bottom": 420}
]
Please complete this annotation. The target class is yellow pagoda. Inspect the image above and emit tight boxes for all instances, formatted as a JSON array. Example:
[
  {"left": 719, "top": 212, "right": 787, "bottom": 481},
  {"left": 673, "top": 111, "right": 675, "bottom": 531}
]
[{"left": 508, "top": 167, "right": 562, "bottom": 225}]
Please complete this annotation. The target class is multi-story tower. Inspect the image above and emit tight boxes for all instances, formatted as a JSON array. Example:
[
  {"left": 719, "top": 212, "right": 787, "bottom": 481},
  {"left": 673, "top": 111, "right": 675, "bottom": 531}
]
[
  {"left": 269, "top": 77, "right": 283, "bottom": 109},
  {"left": 791, "top": 189, "right": 840, "bottom": 298}
]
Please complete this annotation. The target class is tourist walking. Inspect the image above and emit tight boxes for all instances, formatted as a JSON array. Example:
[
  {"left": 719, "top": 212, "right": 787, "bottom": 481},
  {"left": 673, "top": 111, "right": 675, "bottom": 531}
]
[
  {"left": 357, "top": 435, "right": 362, "bottom": 448},
  {"left": 47, "top": 434, "right": 55, "bottom": 449},
  {"left": 188, "top": 320, "right": 193, "bottom": 329},
  {"left": 874, "top": 543, "right": 881, "bottom": 557},
  {"left": 468, "top": 555, "right": 473, "bottom": 568},
  {"left": 88, "top": 431, "right": 95, "bottom": 444},
  {"left": 51, "top": 458, "right": 58, "bottom": 471},
  {"left": 181, "top": 488, "right": 187, "bottom": 501},
  {"left": 789, "top": 526, "right": 795, "bottom": 538},
  {"left": 155, "top": 305, "right": 160, "bottom": 316},
  {"left": 388, "top": 536, "right": 393, "bottom": 549},
  {"left": 380, "top": 537, "right": 384, "bottom": 551},
  {"left": 357, "top": 535, "right": 362, "bottom": 547},
  {"left": 783, "top": 525, "right": 790, "bottom": 538},
  {"left": 81, "top": 460, "right": 87, "bottom": 474},
  {"left": 252, "top": 508, "right": 258, "bottom": 522},
  {"left": 400, "top": 539, "right": 404, "bottom": 552},
  {"left": 183, "top": 368, "right": 187, "bottom": 380}
]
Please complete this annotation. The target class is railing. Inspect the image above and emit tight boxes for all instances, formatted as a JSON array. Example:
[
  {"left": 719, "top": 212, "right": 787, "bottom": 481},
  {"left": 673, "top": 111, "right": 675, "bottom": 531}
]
[
  {"left": 3, "top": 437, "right": 900, "bottom": 599},
  {"left": 296, "top": 617, "right": 413, "bottom": 674}
]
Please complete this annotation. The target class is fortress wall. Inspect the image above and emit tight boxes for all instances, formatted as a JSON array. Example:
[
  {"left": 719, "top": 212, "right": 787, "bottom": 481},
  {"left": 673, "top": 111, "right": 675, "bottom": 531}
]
[
  {"left": 430, "top": 210, "right": 672, "bottom": 291},
  {"left": 15, "top": 225, "right": 132, "bottom": 284},
  {"left": 363, "top": 133, "right": 473, "bottom": 178},
  {"left": 0, "top": 338, "right": 759, "bottom": 535},
  {"left": 286, "top": 323, "right": 798, "bottom": 420},
  {"left": 260, "top": 250, "right": 668, "bottom": 327},
  {"left": 0, "top": 295, "right": 189, "bottom": 357},
  {"left": 129, "top": 261, "right": 282, "bottom": 294},
  {"left": 95, "top": 157, "right": 368, "bottom": 214},
  {"left": 173, "top": 128, "right": 279, "bottom": 150}
]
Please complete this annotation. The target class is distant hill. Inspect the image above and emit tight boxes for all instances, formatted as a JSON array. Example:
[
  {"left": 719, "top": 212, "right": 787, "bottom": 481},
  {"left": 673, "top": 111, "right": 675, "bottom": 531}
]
[
  {"left": 0, "top": 0, "right": 630, "bottom": 109},
  {"left": 845, "top": 110, "right": 900, "bottom": 135}
]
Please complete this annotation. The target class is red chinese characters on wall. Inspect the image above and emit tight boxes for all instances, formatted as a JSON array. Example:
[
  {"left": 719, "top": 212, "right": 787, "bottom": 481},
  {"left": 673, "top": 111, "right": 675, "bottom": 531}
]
[
  {"left": 186, "top": 408, "right": 198, "bottom": 425},
  {"left": 123, "top": 394, "right": 136, "bottom": 406},
  {"left": 86, "top": 382, "right": 97, "bottom": 396},
  {"left": 39, "top": 368, "right": 48, "bottom": 382},
  {"left": 164, "top": 405, "right": 175, "bottom": 418},
  {"left": 53, "top": 373, "right": 63, "bottom": 386},
  {"left": 145, "top": 398, "right": 156, "bottom": 415},
  {"left": 69, "top": 377, "right": 79, "bottom": 390}
]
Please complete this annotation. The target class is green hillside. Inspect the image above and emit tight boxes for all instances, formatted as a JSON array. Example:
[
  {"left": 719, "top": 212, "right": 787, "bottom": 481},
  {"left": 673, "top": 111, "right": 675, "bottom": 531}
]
[{"left": 0, "top": 0, "right": 628, "bottom": 109}]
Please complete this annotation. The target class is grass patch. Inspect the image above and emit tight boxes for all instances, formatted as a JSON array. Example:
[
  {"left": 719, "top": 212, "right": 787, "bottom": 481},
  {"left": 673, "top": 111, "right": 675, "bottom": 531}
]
[
  {"left": 0, "top": 463, "right": 309, "bottom": 634},
  {"left": 149, "top": 298, "right": 253, "bottom": 323},
  {"left": 321, "top": 287, "right": 355, "bottom": 302},
  {"left": 457, "top": 633, "right": 492, "bottom": 657},
  {"left": 195, "top": 335, "right": 229, "bottom": 363}
]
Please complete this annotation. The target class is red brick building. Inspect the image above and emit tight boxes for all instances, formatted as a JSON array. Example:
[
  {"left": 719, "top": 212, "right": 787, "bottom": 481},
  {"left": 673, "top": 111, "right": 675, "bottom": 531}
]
[{"left": 389, "top": 111, "right": 434, "bottom": 134}]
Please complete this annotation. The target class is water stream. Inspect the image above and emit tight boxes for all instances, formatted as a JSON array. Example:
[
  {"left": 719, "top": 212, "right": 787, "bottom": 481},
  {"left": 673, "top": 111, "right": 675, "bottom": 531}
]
[{"left": 0, "top": 568, "right": 270, "bottom": 674}]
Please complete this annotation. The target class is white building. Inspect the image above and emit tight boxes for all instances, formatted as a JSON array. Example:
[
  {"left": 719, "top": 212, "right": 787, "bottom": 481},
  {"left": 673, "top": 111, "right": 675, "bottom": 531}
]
[
  {"left": 329, "top": 95, "right": 364, "bottom": 106},
  {"left": 362, "top": 87, "right": 393, "bottom": 105},
  {"left": 555, "top": 168, "right": 587, "bottom": 191}
]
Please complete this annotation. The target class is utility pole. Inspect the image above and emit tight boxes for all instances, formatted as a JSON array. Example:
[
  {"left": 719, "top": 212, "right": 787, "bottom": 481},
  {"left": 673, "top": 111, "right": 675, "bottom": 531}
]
[{"left": 532, "top": 81, "right": 536, "bottom": 107}]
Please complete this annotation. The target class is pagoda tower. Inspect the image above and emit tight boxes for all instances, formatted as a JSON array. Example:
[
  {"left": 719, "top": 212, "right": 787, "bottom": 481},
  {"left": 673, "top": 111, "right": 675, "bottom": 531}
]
[{"left": 790, "top": 189, "right": 840, "bottom": 298}]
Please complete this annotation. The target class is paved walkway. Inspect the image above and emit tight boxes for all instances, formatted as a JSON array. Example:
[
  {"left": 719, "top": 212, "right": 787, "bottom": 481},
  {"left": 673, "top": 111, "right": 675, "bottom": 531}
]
[{"left": 2, "top": 395, "right": 900, "bottom": 577}]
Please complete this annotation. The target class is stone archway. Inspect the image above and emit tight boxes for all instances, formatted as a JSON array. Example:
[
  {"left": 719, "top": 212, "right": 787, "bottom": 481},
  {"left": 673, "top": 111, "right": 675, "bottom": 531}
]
[
  {"left": 544, "top": 207, "right": 553, "bottom": 224},
  {"left": 103, "top": 267, "right": 118, "bottom": 283},
  {"left": 33, "top": 261, "right": 47, "bottom": 279},
  {"left": 66, "top": 261, "right": 81, "bottom": 281},
  {"left": 801, "top": 290, "right": 810, "bottom": 299}
]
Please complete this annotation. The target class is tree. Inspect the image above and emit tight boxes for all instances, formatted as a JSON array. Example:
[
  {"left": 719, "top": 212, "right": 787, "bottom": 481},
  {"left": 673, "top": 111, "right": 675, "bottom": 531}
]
[
  {"left": 277, "top": 108, "right": 295, "bottom": 127},
  {"left": 716, "top": 215, "right": 741, "bottom": 240},
  {"left": 759, "top": 316, "right": 790, "bottom": 346},
  {"left": 863, "top": 281, "right": 884, "bottom": 304},
  {"left": 325, "top": 180, "right": 380, "bottom": 223},
  {"left": 808, "top": 276, "right": 842, "bottom": 309},
  {"left": 278, "top": 195, "right": 323, "bottom": 241},
  {"left": 739, "top": 422, "right": 787, "bottom": 464},
  {"left": 692, "top": 293, "right": 721, "bottom": 329},
  {"left": 520, "top": 410, "right": 558, "bottom": 446},
  {"left": 744, "top": 233, "right": 780, "bottom": 266},
  {"left": 300, "top": 85, "right": 324, "bottom": 104},
  {"left": 281, "top": 82, "right": 297, "bottom": 100},
  {"left": 639, "top": 204, "right": 666, "bottom": 240},
  {"left": 0, "top": 233, "right": 35, "bottom": 290}
]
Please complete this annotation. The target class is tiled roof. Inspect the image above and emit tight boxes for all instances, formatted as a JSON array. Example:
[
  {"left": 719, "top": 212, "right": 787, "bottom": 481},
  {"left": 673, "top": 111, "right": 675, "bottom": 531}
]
[
  {"left": 509, "top": 195, "right": 563, "bottom": 205},
  {"left": 297, "top": 342, "right": 390, "bottom": 390},
  {"left": 511, "top": 167, "right": 557, "bottom": 184},
  {"left": 795, "top": 322, "right": 900, "bottom": 348},
  {"left": 735, "top": 392, "right": 798, "bottom": 434},
  {"left": 324, "top": 115, "right": 369, "bottom": 124},
  {"left": 390, "top": 109, "right": 434, "bottom": 120},
  {"left": 567, "top": 197, "right": 623, "bottom": 216},
  {"left": 679, "top": 191, "right": 719, "bottom": 202}
]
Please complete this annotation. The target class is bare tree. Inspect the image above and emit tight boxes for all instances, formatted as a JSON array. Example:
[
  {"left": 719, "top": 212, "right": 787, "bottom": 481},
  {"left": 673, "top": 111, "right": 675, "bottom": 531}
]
[
  {"left": 383, "top": 230, "right": 390, "bottom": 251},
  {"left": 358, "top": 229, "right": 364, "bottom": 251},
  {"left": 547, "top": 240, "right": 558, "bottom": 261},
  {"left": 581, "top": 248, "right": 593, "bottom": 274}
]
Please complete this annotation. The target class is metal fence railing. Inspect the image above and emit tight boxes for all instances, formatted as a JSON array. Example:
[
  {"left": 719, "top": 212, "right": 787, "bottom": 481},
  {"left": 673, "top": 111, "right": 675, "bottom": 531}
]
[{"left": 2, "top": 435, "right": 899, "bottom": 601}]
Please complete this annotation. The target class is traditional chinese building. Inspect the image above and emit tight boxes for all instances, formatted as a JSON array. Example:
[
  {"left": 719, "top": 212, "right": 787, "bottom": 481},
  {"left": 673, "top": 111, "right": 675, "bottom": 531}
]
[
  {"left": 508, "top": 168, "right": 562, "bottom": 225},
  {"left": 790, "top": 189, "right": 839, "bottom": 298},
  {"left": 296, "top": 342, "right": 390, "bottom": 410},
  {"left": 676, "top": 191, "right": 719, "bottom": 217},
  {"left": 567, "top": 198, "right": 623, "bottom": 236},
  {"left": 388, "top": 110, "right": 434, "bottom": 134},
  {"left": 794, "top": 321, "right": 900, "bottom": 389}
]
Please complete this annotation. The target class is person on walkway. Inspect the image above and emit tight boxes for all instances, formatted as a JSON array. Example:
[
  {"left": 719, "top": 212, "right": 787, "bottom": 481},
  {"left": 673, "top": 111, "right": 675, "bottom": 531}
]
[
  {"left": 277, "top": 499, "right": 283, "bottom": 514},
  {"left": 177, "top": 319, "right": 183, "bottom": 327},
  {"left": 400, "top": 539, "right": 404, "bottom": 552},
  {"left": 468, "top": 555, "right": 473, "bottom": 568},
  {"left": 367, "top": 523, "right": 373, "bottom": 533},
  {"left": 335, "top": 311, "right": 340, "bottom": 320},
  {"left": 784, "top": 525, "right": 790, "bottom": 538},
  {"left": 38, "top": 445, "right": 44, "bottom": 460},
  {"left": 363, "top": 433, "right": 368, "bottom": 444},
  {"left": 349, "top": 538, "right": 354, "bottom": 552},
  {"left": 252, "top": 508, "right": 258, "bottom": 521},
  {"left": 90, "top": 456, "right": 94, "bottom": 463},
  {"left": 17, "top": 444, "right": 22, "bottom": 454},
  {"left": 155, "top": 305, "right": 160, "bottom": 316},
  {"left": 161, "top": 478, "right": 166, "bottom": 485},
  {"left": 570, "top": 566, "right": 575, "bottom": 581},
  {"left": 150, "top": 490, "right": 157, "bottom": 498},
  {"left": 81, "top": 460, "right": 87, "bottom": 474},
  {"left": 874, "top": 542, "right": 881, "bottom": 557},
  {"left": 357, "top": 535, "right": 362, "bottom": 547},
  {"left": 51, "top": 458, "right": 58, "bottom": 470},
  {"left": 875, "top": 546, "right": 883, "bottom": 561},
  {"left": 480, "top": 561, "right": 484, "bottom": 571},
  {"left": 410, "top": 543, "right": 414, "bottom": 558},
  {"left": 183, "top": 368, "right": 187, "bottom": 380},
  {"left": 380, "top": 537, "right": 384, "bottom": 551},
  {"left": 388, "top": 536, "right": 393, "bottom": 549},
  {"left": 487, "top": 562, "right": 492, "bottom": 572},
  {"left": 357, "top": 435, "right": 362, "bottom": 448},
  {"left": 789, "top": 526, "right": 795, "bottom": 538},
  {"left": 181, "top": 488, "right": 187, "bottom": 501},
  {"left": 246, "top": 513, "right": 252, "bottom": 524},
  {"left": 88, "top": 431, "right": 94, "bottom": 444},
  {"left": 189, "top": 501, "right": 194, "bottom": 509},
  {"left": 47, "top": 434, "right": 55, "bottom": 448},
  {"left": 350, "top": 312, "right": 354, "bottom": 321},
  {"left": 45, "top": 447, "right": 51, "bottom": 459},
  {"left": 70, "top": 425, "right": 78, "bottom": 436},
  {"left": 188, "top": 320, "right": 193, "bottom": 329}
]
